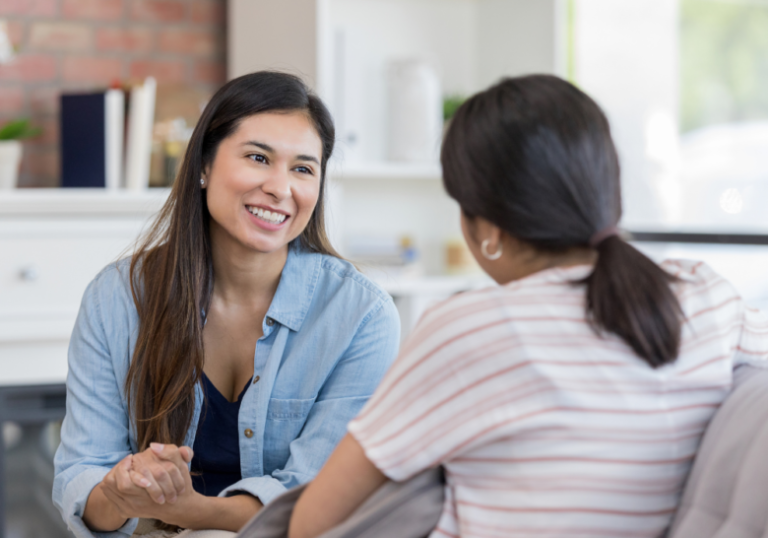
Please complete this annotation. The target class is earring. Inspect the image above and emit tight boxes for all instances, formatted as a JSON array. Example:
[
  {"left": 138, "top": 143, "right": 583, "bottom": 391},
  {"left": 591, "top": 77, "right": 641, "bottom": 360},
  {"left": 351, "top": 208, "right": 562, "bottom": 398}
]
[
  {"left": 200, "top": 177, "right": 205, "bottom": 186},
  {"left": 481, "top": 239, "right": 502, "bottom": 261}
]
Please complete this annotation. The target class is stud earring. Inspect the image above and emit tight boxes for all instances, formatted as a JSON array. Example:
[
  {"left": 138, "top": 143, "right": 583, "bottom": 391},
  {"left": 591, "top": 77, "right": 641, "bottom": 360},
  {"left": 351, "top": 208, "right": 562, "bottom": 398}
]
[
  {"left": 200, "top": 177, "right": 205, "bottom": 186},
  {"left": 481, "top": 239, "right": 502, "bottom": 261}
]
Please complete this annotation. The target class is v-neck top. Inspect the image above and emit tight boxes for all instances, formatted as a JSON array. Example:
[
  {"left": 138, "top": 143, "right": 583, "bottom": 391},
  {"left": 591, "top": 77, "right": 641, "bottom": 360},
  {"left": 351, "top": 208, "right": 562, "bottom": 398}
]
[
  {"left": 191, "top": 373, "right": 252, "bottom": 496},
  {"left": 54, "top": 241, "right": 401, "bottom": 538}
]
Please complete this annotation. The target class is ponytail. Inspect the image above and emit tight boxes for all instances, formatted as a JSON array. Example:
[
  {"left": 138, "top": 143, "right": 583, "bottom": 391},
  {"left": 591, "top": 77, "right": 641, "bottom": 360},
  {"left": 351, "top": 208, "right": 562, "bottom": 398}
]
[
  {"left": 583, "top": 236, "right": 682, "bottom": 367},
  {"left": 440, "top": 75, "right": 685, "bottom": 368}
]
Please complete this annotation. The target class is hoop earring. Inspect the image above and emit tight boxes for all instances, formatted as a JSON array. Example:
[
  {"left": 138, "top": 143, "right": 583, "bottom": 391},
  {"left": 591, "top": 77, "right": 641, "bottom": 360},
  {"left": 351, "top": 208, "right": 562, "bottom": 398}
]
[{"left": 481, "top": 239, "right": 502, "bottom": 261}]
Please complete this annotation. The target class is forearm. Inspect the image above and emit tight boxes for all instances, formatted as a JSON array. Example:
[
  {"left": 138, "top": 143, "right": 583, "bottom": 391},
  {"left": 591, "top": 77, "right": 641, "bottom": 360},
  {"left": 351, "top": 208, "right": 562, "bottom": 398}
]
[
  {"left": 83, "top": 483, "right": 128, "bottom": 532},
  {"left": 178, "top": 494, "right": 263, "bottom": 532}
]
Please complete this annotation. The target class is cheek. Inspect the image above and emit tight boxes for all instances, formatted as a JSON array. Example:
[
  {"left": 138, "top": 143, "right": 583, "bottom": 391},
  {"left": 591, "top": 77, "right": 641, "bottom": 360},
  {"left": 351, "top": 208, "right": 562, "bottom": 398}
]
[{"left": 293, "top": 180, "right": 321, "bottom": 218}]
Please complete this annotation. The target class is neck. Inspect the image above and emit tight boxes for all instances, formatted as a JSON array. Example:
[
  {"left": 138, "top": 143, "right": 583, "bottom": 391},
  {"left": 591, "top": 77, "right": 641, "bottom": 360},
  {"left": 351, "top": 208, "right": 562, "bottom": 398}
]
[
  {"left": 209, "top": 221, "right": 288, "bottom": 306},
  {"left": 492, "top": 243, "right": 597, "bottom": 286}
]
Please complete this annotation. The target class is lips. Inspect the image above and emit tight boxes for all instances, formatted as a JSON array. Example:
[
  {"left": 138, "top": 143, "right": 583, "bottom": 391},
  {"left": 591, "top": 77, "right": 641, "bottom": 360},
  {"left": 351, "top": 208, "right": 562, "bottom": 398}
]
[{"left": 246, "top": 205, "right": 288, "bottom": 225}]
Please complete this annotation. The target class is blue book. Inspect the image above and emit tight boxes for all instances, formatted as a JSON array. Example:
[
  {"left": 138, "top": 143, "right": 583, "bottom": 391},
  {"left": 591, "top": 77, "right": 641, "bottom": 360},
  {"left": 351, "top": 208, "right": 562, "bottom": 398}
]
[{"left": 60, "top": 90, "right": 124, "bottom": 188}]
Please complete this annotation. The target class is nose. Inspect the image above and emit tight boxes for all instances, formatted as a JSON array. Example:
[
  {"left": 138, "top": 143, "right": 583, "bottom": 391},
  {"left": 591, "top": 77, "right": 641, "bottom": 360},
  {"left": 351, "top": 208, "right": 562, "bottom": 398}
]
[{"left": 261, "top": 168, "right": 291, "bottom": 201}]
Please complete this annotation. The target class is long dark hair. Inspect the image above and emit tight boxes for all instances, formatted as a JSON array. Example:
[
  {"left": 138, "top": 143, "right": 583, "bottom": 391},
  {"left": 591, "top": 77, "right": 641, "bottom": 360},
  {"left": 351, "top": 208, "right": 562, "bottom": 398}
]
[
  {"left": 442, "top": 74, "right": 682, "bottom": 368},
  {"left": 127, "top": 71, "right": 338, "bottom": 449}
]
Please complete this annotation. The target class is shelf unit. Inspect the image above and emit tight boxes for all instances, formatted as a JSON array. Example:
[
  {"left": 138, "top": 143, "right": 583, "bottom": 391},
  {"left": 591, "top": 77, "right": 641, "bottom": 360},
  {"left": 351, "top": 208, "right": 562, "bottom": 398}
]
[
  {"left": 228, "top": 0, "right": 564, "bottom": 274},
  {"left": 328, "top": 162, "right": 442, "bottom": 182}
]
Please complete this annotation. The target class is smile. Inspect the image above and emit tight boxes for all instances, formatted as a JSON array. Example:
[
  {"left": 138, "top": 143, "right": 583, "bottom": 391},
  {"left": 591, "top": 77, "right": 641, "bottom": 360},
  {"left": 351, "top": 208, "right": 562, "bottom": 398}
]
[{"left": 246, "top": 205, "right": 288, "bottom": 225}]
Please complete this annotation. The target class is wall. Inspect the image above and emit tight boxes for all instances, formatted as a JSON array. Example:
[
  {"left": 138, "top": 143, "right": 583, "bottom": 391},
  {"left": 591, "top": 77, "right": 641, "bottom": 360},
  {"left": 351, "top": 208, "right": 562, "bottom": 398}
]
[{"left": 0, "top": 0, "right": 227, "bottom": 188}]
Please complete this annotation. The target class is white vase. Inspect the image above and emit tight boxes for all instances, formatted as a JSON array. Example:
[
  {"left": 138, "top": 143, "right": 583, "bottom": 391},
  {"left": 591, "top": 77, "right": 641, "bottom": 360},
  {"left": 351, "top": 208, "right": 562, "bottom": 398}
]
[
  {"left": 387, "top": 59, "right": 443, "bottom": 163},
  {"left": 0, "top": 140, "right": 22, "bottom": 189}
]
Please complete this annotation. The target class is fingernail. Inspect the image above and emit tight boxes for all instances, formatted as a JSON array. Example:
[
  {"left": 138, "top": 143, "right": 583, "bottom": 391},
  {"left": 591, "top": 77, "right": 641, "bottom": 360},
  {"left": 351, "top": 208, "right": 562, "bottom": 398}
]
[
  {"left": 140, "top": 479, "right": 151, "bottom": 488},
  {"left": 150, "top": 443, "right": 164, "bottom": 454},
  {"left": 157, "top": 495, "right": 165, "bottom": 504}
]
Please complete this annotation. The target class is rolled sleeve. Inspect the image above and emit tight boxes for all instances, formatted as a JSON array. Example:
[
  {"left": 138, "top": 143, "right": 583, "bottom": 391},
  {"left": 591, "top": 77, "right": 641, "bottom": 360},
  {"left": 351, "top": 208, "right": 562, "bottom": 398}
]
[
  {"left": 218, "top": 475, "right": 290, "bottom": 505},
  {"left": 60, "top": 466, "right": 138, "bottom": 538}
]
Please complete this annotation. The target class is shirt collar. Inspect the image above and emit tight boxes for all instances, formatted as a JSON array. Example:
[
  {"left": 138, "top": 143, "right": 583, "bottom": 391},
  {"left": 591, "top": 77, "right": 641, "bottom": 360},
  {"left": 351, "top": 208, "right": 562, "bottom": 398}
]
[{"left": 266, "top": 241, "right": 322, "bottom": 332}]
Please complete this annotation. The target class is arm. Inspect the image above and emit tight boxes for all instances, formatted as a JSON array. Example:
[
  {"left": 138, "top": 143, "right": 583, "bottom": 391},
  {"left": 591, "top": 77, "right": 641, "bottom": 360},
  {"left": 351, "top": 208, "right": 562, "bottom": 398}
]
[
  {"left": 88, "top": 448, "right": 263, "bottom": 533},
  {"left": 219, "top": 299, "right": 400, "bottom": 505},
  {"left": 288, "top": 434, "right": 387, "bottom": 538},
  {"left": 126, "top": 444, "right": 263, "bottom": 532},
  {"left": 52, "top": 271, "right": 140, "bottom": 538}
]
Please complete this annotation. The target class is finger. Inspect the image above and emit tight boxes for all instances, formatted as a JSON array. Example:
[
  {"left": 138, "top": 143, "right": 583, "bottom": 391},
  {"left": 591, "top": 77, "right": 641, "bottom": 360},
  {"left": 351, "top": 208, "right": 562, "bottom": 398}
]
[
  {"left": 129, "top": 468, "right": 152, "bottom": 490},
  {"left": 148, "top": 461, "right": 180, "bottom": 503},
  {"left": 150, "top": 443, "right": 188, "bottom": 471},
  {"left": 136, "top": 468, "right": 166, "bottom": 504},
  {"left": 115, "top": 456, "right": 142, "bottom": 497},
  {"left": 161, "top": 460, "right": 187, "bottom": 497},
  {"left": 179, "top": 446, "right": 194, "bottom": 463}
]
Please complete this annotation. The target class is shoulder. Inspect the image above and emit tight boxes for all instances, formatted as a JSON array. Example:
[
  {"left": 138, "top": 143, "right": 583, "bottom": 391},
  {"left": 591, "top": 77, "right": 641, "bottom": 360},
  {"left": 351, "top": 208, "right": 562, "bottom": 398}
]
[
  {"left": 662, "top": 258, "right": 744, "bottom": 318},
  {"left": 288, "top": 247, "right": 397, "bottom": 334},
  {"left": 661, "top": 258, "right": 722, "bottom": 284},
  {"left": 317, "top": 254, "right": 393, "bottom": 304},
  {"left": 298, "top": 250, "right": 393, "bottom": 314},
  {"left": 661, "top": 258, "right": 735, "bottom": 299},
  {"left": 83, "top": 256, "right": 130, "bottom": 298},
  {"left": 79, "top": 257, "right": 136, "bottom": 324}
]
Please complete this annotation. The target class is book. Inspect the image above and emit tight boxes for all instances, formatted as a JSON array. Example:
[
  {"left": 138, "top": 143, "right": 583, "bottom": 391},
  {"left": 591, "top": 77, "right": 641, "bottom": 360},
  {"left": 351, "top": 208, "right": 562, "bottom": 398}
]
[
  {"left": 60, "top": 89, "right": 124, "bottom": 189},
  {"left": 124, "top": 77, "right": 157, "bottom": 191}
]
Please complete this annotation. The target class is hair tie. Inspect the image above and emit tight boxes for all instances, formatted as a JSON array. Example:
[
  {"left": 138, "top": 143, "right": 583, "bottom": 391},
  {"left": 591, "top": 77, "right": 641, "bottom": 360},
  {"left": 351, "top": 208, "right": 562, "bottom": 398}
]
[{"left": 589, "top": 225, "right": 620, "bottom": 248}]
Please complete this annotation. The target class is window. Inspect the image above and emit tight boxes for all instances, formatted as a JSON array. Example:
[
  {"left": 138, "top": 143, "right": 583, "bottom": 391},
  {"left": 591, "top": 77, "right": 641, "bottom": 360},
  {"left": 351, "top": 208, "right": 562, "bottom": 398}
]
[{"left": 569, "top": 0, "right": 768, "bottom": 231}]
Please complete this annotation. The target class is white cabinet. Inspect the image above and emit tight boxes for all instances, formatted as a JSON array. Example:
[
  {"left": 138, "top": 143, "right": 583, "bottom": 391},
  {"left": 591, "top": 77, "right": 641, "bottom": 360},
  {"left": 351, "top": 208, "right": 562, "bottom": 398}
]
[{"left": 0, "top": 190, "right": 169, "bottom": 386}]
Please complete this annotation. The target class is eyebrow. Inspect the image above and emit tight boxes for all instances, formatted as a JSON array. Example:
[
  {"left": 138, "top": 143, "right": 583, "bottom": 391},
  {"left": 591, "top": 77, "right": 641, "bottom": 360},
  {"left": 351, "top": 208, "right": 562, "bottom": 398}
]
[{"left": 244, "top": 141, "right": 320, "bottom": 165}]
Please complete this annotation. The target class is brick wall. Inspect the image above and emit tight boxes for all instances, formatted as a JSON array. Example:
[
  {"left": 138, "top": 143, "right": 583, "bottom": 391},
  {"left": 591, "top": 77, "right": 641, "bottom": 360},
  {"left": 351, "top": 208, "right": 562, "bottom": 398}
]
[{"left": 0, "top": 0, "right": 226, "bottom": 187}]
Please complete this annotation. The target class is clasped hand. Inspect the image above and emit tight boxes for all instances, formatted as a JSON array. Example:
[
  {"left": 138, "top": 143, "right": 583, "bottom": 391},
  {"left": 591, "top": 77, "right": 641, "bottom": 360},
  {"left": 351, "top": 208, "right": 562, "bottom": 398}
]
[{"left": 100, "top": 443, "right": 199, "bottom": 526}]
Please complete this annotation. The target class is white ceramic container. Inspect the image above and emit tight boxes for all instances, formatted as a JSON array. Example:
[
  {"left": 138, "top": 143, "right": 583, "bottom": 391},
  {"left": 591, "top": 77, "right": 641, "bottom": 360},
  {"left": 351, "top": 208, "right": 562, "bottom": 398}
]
[
  {"left": 387, "top": 59, "right": 443, "bottom": 163},
  {"left": 0, "top": 140, "right": 22, "bottom": 189}
]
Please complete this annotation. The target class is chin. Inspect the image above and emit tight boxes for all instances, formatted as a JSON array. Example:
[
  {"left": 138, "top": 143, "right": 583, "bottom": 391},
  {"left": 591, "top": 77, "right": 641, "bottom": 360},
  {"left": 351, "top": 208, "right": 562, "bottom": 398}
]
[{"left": 243, "top": 235, "right": 291, "bottom": 254}]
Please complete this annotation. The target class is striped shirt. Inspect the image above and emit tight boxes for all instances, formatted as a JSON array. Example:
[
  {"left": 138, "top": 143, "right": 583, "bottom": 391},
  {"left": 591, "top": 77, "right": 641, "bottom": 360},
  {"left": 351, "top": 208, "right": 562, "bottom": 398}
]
[{"left": 348, "top": 260, "right": 768, "bottom": 538}]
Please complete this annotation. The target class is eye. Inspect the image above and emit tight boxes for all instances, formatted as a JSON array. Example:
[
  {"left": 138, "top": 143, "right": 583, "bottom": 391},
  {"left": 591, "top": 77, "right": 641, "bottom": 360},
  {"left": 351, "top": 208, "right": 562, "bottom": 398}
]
[
  {"left": 294, "top": 165, "right": 314, "bottom": 175},
  {"left": 248, "top": 153, "right": 267, "bottom": 164}
]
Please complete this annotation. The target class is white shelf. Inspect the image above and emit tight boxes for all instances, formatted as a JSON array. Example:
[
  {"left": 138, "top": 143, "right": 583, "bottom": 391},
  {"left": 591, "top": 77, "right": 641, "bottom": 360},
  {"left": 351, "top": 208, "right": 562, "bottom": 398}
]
[
  {"left": 328, "top": 162, "right": 442, "bottom": 182},
  {"left": 371, "top": 273, "right": 491, "bottom": 296},
  {"left": 0, "top": 188, "right": 171, "bottom": 217}
]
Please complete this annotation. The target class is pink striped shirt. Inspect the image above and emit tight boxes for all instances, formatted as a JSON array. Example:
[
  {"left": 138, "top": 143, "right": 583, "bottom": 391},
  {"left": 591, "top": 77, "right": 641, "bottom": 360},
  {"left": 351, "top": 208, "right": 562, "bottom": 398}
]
[{"left": 348, "top": 260, "right": 768, "bottom": 538}]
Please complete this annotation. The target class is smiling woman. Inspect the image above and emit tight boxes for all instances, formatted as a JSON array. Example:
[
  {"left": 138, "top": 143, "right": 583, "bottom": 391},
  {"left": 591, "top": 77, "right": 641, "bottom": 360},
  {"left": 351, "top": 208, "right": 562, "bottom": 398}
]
[{"left": 51, "top": 72, "right": 401, "bottom": 538}]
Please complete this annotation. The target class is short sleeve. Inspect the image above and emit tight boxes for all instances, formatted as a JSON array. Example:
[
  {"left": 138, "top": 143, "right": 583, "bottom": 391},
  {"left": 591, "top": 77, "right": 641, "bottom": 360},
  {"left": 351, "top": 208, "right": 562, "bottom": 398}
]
[
  {"left": 348, "top": 290, "right": 546, "bottom": 482},
  {"left": 734, "top": 304, "right": 768, "bottom": 366}
]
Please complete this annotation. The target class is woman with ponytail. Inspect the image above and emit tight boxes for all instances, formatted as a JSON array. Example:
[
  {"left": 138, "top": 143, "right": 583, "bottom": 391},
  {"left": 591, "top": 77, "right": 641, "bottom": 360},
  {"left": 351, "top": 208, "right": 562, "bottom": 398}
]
[
  {"left": 52, "top": 72, "right": 400, "bottom": 538},
  {"left": 288, "top": 75, "right": 768, "bottom": 538}
]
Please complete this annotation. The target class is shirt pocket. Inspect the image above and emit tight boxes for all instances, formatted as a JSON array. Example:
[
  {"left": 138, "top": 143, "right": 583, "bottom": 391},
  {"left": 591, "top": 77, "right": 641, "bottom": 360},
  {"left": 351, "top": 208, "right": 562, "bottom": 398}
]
[{"left": 263, "top": 397, "right": 315, "bottom": 473}]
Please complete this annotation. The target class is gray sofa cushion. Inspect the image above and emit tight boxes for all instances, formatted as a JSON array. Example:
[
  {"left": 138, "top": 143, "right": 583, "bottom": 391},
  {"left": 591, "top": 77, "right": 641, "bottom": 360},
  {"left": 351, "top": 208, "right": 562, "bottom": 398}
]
[
  {"left": 670, "top": 366, "right": 768, "bottom": 538},
  {"left": 235, "top": 467, "right": 444, "bottom": 538}
]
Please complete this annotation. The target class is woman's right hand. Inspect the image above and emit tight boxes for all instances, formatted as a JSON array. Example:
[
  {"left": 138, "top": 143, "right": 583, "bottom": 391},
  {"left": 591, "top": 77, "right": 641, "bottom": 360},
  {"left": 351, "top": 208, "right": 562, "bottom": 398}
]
[{"left": 128, "top": 443, "right": 195, "bottom": 504}]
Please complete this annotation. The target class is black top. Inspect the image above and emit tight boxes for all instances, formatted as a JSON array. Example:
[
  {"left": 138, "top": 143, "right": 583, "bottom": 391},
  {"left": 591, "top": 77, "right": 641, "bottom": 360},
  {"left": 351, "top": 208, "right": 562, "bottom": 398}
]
[{"left": 191, "top": 373, "right": 251, "bottom": 496}]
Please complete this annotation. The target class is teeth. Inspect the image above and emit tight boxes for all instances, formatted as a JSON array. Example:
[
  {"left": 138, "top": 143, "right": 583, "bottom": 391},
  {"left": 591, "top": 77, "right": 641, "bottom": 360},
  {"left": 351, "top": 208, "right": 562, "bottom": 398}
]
[{"left": 248, "top": 206, "right": 286, "bottom": 224}]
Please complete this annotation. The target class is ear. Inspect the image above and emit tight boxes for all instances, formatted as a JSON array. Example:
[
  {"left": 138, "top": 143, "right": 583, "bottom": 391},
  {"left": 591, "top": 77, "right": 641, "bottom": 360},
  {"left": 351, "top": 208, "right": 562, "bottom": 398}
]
[{"left": 474, "top": 217, "right": 503, "bottom": 249}]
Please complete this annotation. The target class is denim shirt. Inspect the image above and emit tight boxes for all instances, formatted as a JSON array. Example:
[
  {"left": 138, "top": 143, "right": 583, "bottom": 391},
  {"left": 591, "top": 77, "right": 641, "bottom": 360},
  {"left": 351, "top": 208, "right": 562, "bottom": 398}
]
[{"left": 52, "top": 243, "right": 400, "bottom": 538}]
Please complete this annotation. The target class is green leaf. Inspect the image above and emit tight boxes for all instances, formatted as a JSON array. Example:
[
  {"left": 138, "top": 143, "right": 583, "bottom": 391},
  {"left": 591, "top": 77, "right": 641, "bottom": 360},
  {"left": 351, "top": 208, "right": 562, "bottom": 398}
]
[
  {"left": 0, "top": 119, "right": 42, "bottom": 140},
  {"left": 443, "top": 96, "right": 466, "bottom": 121}
]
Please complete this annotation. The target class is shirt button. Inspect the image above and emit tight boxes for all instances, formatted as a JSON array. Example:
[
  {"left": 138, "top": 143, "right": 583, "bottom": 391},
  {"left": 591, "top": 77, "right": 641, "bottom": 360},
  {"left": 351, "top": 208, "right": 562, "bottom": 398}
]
[
  {"left": 244, "top": 428, "right": 254, "bottom": 438},
  {"left": 266, "top": 317, "right": 274, "bottom": 327},
  {"left": 252, "top": 375, "right": 260, "bottom": 384}
]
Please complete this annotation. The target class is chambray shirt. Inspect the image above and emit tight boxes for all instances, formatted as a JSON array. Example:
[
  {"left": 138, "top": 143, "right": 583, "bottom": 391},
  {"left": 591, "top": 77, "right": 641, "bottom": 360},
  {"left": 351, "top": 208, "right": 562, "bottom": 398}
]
[{"left": 52, "top": 242, "right": 400, "bottom": 538}]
